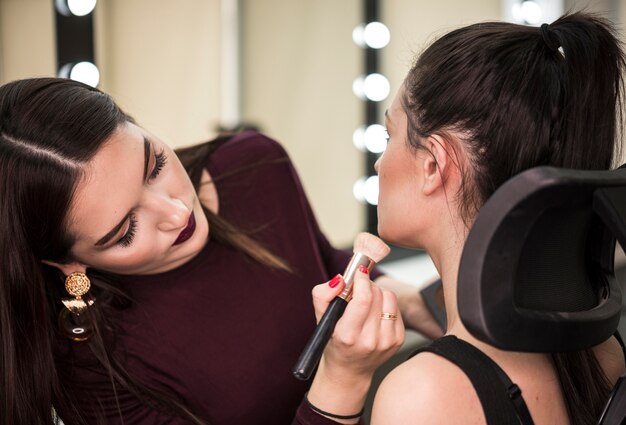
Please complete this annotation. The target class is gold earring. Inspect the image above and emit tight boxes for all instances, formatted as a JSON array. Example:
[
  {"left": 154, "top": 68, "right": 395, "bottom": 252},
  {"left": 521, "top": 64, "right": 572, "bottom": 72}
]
[{"left": 58, "top": 272, "right": 95, "bottom": 341}]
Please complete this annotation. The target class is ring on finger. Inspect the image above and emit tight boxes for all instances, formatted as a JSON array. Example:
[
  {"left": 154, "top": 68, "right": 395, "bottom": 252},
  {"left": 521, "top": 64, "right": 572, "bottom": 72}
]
[{"left": 380, "top": 312, "right": 398, "bottom": 321}]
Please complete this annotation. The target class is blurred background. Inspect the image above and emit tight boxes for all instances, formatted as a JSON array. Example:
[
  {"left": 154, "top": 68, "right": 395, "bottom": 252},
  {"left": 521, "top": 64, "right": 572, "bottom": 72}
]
[{"left": 2, "top": 0, "right": 623, "bottom": 252}]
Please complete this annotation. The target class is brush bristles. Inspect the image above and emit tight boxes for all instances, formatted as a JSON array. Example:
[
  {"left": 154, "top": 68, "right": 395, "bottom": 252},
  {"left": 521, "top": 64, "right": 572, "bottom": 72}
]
[{"left": 353, "top": 232, "right": 390, "bottom": 263}]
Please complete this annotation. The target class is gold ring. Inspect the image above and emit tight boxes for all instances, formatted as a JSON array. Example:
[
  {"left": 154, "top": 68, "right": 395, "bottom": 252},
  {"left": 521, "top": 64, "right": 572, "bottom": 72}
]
[{"left": 380, "top": 312, "right": 397, "bottom": 321}]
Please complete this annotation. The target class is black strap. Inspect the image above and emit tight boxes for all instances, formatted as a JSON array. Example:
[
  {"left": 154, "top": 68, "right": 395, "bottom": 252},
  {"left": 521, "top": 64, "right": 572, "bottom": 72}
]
[{"left": 410, "top": 336, "right": 534, "bottom": 425}]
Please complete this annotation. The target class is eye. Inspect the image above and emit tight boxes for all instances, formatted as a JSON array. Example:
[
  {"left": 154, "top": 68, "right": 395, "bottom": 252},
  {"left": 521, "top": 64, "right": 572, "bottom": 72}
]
[
  {"left": 117, "top": 214, "right": 137, "bottom": 247},
  {"left": 149, "top": 150, "right": 168, "bottom": 181}
]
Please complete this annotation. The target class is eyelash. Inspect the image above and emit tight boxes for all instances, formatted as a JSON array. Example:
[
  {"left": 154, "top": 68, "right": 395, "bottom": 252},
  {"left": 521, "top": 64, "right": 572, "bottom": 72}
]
[
  {"left": 115, "top": 148, "right": 167, "bottom": 248},
  {"left": 149, "top": 150, "right": 168, "bottom": 180},
  {"left": 117, "top": 214, "right": 137, "bottom": 247}
]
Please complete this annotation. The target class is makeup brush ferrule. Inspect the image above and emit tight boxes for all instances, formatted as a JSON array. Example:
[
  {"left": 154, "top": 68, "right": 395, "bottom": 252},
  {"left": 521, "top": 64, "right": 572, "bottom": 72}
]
[{"left": 339, "top": 252, "right": 375, "bottom": 301}]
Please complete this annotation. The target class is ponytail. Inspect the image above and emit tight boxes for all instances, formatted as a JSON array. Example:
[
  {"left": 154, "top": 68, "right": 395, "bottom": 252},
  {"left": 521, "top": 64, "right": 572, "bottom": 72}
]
[
  {"left": 541, "top": 14, "right": 625, "bottom": 424},
  {"left": 552, "top": 350, "right": 612, "bottom": 425},
  {"left": 541, "top": 13, "right": 624, "bottom": 171}
]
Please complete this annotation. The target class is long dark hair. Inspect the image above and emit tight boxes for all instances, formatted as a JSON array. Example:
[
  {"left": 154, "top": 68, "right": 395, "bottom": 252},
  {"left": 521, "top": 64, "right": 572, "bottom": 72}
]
[
  {"left": 401, "top": 13, "right": 625, "bottom": 424},
  {"left": 0, "top": 78, "right": 286, "bottom": 425}
]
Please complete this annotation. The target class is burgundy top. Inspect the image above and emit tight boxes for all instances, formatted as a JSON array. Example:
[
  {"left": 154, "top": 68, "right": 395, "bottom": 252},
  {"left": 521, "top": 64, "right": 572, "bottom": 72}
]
[{"left": 57, "top": 132, "right": 372, "bottom": 425}]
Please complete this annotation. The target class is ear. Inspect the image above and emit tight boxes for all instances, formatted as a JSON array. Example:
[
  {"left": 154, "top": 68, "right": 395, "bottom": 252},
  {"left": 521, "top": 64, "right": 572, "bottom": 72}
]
[
  {"left": 421, "top": 134, "right": 455, "bottom": 196},
  {"left": 41, "top": 260, "right": 87, "bottom": 277}
]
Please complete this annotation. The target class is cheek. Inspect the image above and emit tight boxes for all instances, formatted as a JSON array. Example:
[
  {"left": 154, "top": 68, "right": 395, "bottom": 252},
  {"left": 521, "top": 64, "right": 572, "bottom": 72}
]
[
  {"left": 377, "top": 155, "right": 403, "bottom": 208},
  {"left": 79, "top": 231, "right": 167, "bottom": 273},
  {"left": 169, "top": 155, "right": 194, "bottom": 186},
  {"left": 90, "top": 248, "right": 158, "bottom": 273},
  {"left": 161, "top": 165, "right": 187, "bottom": 192},
  {"left": 377, "top": 165, "right": 420, "bottom": 243}
]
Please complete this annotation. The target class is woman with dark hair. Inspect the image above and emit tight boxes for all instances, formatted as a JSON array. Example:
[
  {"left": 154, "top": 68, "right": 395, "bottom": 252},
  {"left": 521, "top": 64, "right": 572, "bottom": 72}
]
[
  {"left": 330, "top": 11, "right": 625, "bottom": 425},
  {"left": 0, "top": 77, "right": 429, "bottom": 425}
]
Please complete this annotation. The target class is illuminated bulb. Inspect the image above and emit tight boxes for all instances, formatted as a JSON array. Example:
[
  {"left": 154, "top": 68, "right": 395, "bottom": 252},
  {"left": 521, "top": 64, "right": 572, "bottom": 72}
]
[
  {"left": 56, "top": 0, "right": 97, "bottom": 16},
  {"left": 521, "top": 1, "right": 542, "bottom": 24},
  {"left": 352, "top": 75, "right": 366, "bottom": 100},
  {"left": 363, "top": 73, "right": 390, "bottom": 102},
  {"left": 364, "top": 124, "right": 387, "bottom": 153},
  {"left": 69, "top": 0, "right": 97, "bottom": 15},
  {"left": 352, "top": 24, "right": 366, "bottom": 48},
  {"left": 364, "top": 175, "right": 379, "bottom": 205},
  {"left": 363, "top": 22, "right": 390, "bottom": 49},
  {"left": 511, "top": 2, "right": 523, "bottom": 22},
  {"left": 353, "top": 127, "right": 366, "bottom": 151},
  {"left": 353, "top": 177, "right": 367, "bottom": 202},
  {"left": 59, "top": 61, "right": 100, "bottom": 87}
]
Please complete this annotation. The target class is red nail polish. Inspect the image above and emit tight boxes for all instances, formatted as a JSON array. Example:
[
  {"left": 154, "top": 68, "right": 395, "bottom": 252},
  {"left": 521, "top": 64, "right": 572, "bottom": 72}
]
[
  {"left": 359, "top": 265, "right": 369, "bottom": 274},
  {"left": 328, "top": 274, "right": 342, "bottom": 288}
]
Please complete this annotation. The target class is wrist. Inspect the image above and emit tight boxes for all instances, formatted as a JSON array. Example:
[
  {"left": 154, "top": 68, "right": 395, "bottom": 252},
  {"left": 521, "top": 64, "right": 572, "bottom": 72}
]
[
  {"left": 304, "top": 391, "right": 363, "bottom": 424},
  {"left": 307, "top": 359, "right": 371, "bottom": 424},
  {"left": 318, "top": 354, "right": 374, "bottom": 390}
]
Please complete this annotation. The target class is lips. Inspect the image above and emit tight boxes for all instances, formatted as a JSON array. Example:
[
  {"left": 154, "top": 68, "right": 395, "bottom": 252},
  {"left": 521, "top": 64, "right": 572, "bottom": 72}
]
[{"left": 173, "top": 212, "right": 196, "bottom": 246}]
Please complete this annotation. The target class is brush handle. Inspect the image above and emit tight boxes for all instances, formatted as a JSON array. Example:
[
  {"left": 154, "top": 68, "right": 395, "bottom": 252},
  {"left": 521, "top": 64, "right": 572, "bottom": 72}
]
[{"left": 292, "top": 296, "right": 348, "bottom": 381}]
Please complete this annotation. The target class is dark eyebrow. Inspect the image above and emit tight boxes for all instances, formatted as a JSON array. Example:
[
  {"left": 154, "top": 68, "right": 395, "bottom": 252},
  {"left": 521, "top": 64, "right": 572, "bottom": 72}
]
[
  {"left": 384, "top": 109, "right": 390, "bottom": 121},
  {"left": 95, "top": 212, "right": 131, "bottom": 247},
  {"left": 142, "top": 136, "right": 151, "bottom": 181}
]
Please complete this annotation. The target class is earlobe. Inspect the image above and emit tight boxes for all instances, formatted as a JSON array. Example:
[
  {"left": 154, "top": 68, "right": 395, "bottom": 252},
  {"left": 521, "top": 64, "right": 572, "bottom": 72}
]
[{"left": 41, "top": 259, "right": 87, "bottom": 277}]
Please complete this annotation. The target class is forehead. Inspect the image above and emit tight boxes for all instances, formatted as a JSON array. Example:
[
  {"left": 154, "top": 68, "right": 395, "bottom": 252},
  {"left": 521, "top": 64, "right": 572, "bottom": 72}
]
[
  {"left": 387, "top": 88, "right": 407, "bottom": 125},
  {"left": 389, "top": 86, "right": 404, "bottom": 115},
  {"left": 68, "top": 123, "right": 144, "bottom": 242}
]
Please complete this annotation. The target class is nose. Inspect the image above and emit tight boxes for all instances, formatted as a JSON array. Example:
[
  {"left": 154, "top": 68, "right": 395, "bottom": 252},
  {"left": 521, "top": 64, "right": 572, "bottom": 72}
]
[
  {"left": 374, "top": 156, "right": 381, "bottom": 174},
  {"left": 148, "top": 193, "right": 188, "bottom": 232}
]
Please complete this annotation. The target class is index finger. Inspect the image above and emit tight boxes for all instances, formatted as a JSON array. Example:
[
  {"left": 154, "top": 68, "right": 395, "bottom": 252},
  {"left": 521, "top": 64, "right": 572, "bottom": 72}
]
[{"left": 336, "top": 270, "right": 382, "bottom": 333}]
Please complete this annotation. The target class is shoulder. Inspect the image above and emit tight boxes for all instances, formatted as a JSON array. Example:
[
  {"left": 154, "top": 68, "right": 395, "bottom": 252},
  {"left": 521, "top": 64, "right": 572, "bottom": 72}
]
[
  {"left": 370, "top": 349, "right": 485, "bottom": 425},
  {"left": 212, "top": 131, "right": 290, "bottom": 166}
]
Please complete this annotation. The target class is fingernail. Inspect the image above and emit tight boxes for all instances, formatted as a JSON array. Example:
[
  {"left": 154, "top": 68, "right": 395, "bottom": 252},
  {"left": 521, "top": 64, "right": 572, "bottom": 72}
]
[
  {"left": 328, "top": 274, "right": 342, "bottom": 288},
  {"left": 359, "top": 265, "right": 369, "bottom": 274}
]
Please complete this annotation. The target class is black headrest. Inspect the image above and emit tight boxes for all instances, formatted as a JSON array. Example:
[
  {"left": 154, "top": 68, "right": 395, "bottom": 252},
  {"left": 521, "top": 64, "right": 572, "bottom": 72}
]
[{"left": 458, "top": 166, "right": 626, "bottom": 352}]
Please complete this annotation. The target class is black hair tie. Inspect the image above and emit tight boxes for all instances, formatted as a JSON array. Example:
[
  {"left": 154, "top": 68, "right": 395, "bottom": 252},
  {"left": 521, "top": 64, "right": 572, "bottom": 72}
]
[{"left": 540, "top": 23, "right": 562, "bottom": 54}]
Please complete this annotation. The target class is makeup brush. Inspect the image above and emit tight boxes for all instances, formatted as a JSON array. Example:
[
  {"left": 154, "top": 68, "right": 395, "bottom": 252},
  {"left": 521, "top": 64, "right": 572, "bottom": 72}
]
[{"left": 292, "top": 232, "right": 391, "bottom": 381}]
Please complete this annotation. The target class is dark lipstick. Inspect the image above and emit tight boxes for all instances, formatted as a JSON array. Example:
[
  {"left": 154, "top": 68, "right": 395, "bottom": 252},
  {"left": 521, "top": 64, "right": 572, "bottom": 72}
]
[{"left": 173, "top": 212, "right": 196, "bottom": 246}]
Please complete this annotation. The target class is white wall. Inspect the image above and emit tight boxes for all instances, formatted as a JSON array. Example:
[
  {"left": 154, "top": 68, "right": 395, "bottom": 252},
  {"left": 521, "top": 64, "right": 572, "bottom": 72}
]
[
  {"left": 241, "top": 0, "right": 363, "bottom": 246},
  {"left": 94, "top": 0, "right": 222, "bottom": 150},
  {"left": 241, "top": 1, "right": 504, "bottom": 246},
  {"left": 0, "top": 0, "right": 55, "bottom": 81}
]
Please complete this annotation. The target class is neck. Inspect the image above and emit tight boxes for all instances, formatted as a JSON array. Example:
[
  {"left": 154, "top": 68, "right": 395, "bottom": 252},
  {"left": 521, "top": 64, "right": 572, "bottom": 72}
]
[{"left": 423, "top": 217, "right": 471, "bottom": 337}]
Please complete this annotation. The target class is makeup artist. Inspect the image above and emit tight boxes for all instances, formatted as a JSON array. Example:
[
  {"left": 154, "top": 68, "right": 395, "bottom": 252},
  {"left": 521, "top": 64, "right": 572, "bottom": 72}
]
[{"left": 0, "top": 77, "right": 441, "bottom": 425}]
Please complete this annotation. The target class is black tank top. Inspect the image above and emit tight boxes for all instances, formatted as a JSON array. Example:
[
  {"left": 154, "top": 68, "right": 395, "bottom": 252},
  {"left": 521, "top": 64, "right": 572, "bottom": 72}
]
[
  {"left": 409, "top": 335, "right": 534, "bottom": 425},
  {"left": 410, "top": 334, "right": 626, "bottom": 425}
]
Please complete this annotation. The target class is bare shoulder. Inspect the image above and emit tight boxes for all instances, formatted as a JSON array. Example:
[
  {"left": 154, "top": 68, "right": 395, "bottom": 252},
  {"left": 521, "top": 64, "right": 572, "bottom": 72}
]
[
  {"left": 370, "top": 351, "right": 485, "bottom": 425},
  {"left": 593, "top": 335, "right": 626, "bottom": 384}
]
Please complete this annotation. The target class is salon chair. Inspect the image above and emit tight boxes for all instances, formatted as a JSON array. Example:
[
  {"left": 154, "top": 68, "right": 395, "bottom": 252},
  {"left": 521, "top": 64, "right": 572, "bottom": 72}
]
[{"left": 454, "top": 165, "right": 626, "bottom": 424}]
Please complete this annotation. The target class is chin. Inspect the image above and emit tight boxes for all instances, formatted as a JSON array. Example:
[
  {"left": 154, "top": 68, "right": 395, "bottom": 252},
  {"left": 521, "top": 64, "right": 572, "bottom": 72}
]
[
  {"left": 377, "top": 223, "right": 399, "bottom": 245},
  {"left": 378, "top": 223, "right": 420, "bottom": 250}
]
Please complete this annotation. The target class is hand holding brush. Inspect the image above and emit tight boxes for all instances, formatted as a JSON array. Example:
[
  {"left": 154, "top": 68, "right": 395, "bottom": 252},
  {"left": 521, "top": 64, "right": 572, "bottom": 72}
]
[{"left": 293, "top": 232, "right": 392, "bottom": 381}]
